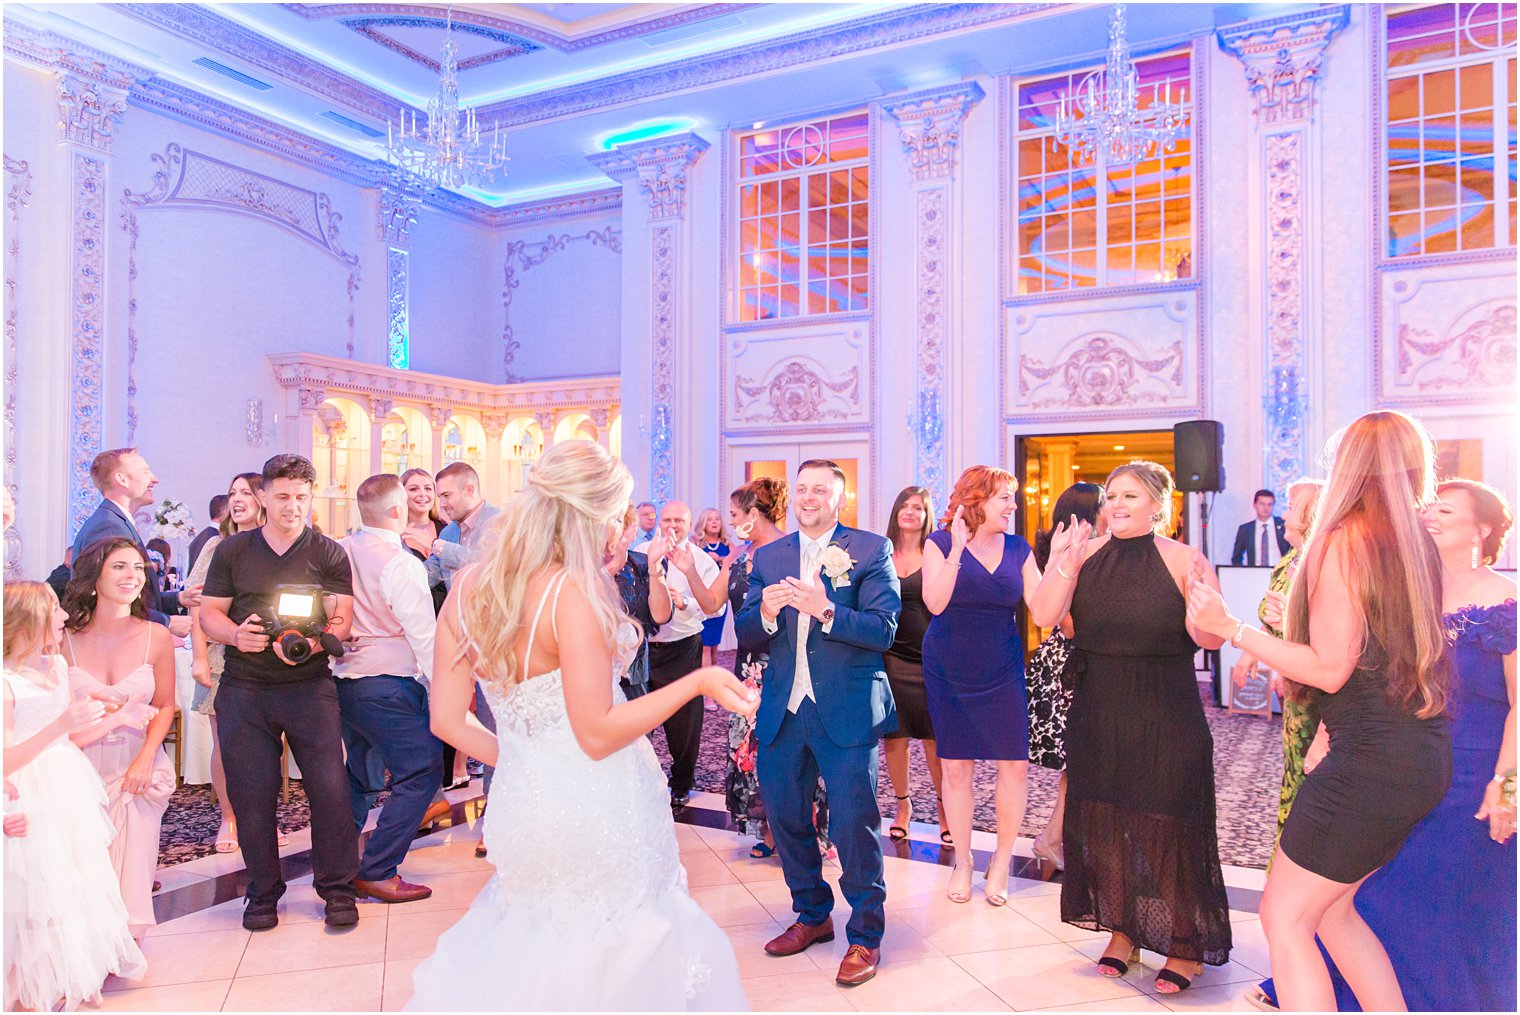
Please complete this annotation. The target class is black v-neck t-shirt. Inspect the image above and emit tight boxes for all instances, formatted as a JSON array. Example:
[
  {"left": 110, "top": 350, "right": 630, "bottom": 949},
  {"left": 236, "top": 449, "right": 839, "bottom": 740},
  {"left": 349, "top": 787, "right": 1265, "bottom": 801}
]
[{"left": 203, "top": 527, "right": 354, "bottom": 687}]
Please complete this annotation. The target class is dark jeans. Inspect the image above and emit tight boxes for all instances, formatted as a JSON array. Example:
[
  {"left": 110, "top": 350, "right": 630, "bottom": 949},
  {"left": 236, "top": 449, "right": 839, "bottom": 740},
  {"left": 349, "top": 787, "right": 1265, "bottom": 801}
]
[
  {"left": 648, "top": 633, "right": 704, "bottom": 796},
  {"left": 218, "top": 676, "right": 359, "bottom": 906},
  {"left": 336, "top": 676, "right": 443, "bottom": 882},
  {"left": 473, "top": 681, "right": 497, "bottom": 796}
]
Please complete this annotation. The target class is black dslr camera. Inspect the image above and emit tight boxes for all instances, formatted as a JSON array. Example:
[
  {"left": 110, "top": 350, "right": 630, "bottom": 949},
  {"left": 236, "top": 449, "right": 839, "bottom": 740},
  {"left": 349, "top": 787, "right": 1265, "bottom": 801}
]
[{"left": 259, "top": 585, "right": 345, "bottom": 662}]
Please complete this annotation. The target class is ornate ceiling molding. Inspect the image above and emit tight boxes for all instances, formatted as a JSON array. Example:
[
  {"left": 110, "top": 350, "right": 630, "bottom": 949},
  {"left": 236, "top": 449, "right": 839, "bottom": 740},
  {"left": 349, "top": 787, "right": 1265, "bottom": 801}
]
[
  {"left": 339, "top": 16, "right": 540, "bottom": 73},
  {"left": 1216, "top": 5, "right": 1350, "bottom": 125},
  {"left": 281, "top": 3, "right": 765, "bottom": 54},
  {"left": 476, "top": 3, "right": 1060, "bottom": 127},
  {"left": 108, "top": 3, "right": 401, "bottom": 120}
]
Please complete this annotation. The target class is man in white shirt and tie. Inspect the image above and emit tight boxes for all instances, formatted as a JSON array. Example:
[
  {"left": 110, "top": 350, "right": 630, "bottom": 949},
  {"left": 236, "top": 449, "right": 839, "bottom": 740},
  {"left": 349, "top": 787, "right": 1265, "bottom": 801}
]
[
  {"left": 335, "top": 473, "right": 445, "bottom": 904},
  {"left": 634, "top": 501, "right": 722, "bottom": 808},
  {"left": 1231, "top": 488, "right": 1290, "bottom": 566}
]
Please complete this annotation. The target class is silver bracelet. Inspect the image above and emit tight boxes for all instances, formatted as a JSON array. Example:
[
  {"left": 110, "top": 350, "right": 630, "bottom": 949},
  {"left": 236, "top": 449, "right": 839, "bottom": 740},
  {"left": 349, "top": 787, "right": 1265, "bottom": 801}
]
[{"left": 1056, "top": 563, "right": 1075, "bottom": 581}]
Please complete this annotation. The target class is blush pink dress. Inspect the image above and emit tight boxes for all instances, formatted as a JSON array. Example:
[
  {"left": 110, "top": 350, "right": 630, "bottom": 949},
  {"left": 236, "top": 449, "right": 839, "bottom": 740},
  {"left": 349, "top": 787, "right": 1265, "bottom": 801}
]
[{"left": 66, "top": 629, "right": 177, "bottom": 938}]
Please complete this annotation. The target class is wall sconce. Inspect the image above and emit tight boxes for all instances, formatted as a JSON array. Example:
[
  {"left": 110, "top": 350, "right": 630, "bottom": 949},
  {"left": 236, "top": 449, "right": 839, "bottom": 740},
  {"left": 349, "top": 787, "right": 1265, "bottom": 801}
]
[{"left": 246, "top": 398, "right": 280, "bottom": 447}]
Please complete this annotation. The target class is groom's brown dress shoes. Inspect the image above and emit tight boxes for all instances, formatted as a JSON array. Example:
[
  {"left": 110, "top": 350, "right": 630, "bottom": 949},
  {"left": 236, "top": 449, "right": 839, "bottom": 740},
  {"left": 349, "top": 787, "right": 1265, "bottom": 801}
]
[
  {"left": 353, "top": 876, "right": 432, "bottom": 903},
  {"left": 835, "top": 944, "right": 880, "bottom": 986},
  {"left": 764, "top": 917, "right": 835, "bottom": 956}
]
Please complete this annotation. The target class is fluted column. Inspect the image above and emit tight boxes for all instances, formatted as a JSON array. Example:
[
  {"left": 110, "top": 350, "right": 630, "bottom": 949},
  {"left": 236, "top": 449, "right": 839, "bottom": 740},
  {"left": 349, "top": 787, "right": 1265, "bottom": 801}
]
[
  {"left": 588, "top": 132, "right": 710, "bottom": 505},
  {"left": 368, "top": 396, "right": 393, "bottom": 476},
  {"left": 883, "top": 82, "right": 983, "bottom": 507},
  {"left": 1219, "top": 6, "right": 1349, "bottom": 499},
  {"left": 482, "top": 413, "right": 506, "bottom": 503}
]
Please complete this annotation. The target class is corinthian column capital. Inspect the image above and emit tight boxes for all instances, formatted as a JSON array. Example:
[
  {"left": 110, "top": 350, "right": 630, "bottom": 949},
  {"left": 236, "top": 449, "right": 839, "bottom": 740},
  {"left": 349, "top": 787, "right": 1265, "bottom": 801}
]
[{"left": 1217, "top": 5, "right": 1351, "bottom": 125}]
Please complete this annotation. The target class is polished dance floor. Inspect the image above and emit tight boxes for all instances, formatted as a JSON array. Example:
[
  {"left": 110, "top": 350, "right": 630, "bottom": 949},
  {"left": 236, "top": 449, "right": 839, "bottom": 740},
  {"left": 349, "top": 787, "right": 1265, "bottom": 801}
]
[{"left": 122, "top": 785, "right": 1273, "bottom": 1012}]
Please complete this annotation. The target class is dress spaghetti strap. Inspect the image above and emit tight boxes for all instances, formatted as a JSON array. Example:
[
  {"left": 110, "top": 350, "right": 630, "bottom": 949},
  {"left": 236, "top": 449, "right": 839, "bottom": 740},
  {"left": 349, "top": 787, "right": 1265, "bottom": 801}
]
[{"left": 522, "top": 572, "right": 568, "bottom": 671}]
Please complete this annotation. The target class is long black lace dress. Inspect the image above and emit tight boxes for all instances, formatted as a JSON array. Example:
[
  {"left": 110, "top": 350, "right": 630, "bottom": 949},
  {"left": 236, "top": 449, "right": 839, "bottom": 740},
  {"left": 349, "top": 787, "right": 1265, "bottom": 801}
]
[{"left": 1062, "top": 532, "right": 1232, "bottom": 965}]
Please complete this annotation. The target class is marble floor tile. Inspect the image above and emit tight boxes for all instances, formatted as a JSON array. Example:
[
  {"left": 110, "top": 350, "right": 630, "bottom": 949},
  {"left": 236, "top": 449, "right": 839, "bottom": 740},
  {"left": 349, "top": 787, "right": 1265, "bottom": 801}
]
[
  {"left": 952, "top": 942, "right": 1147, "bottom": 1010},
  {"left": 1151, "top": 981, "right": 1262, "bottom": 1011},
  {"left": 148, "top": 897, "right": 252, "bottom": 938},
  {"left": 389, "top": 837, "right": 494, "bottom": 877},
  {"left": 222, "top": 962, "right": 384, "bottom": 1011},
  {"left": 737, "top": 969, "right": 855, "bottom": 1011},
  {"left": 689, "top": 883, "right": 774, "bottom": 927},
  {"left": 95, "top": 978, "right": 233, "bottom": 1012},
  {"left": 1028, "top": 994, "right": 1171, "bottom": 1011},
  {"left": 104, "top": 928, "right": 248, "bottom": 990},
  {"left": 1002, "top": 892, "right": 1108, "bottom": 942},
  {"left": 381, "top": 957, "right": 422, "bottom": 1012},
  {"left": 236, "top": 915, "right": 389, "bottom": 977},
  {"left": 896, "top": 900, "right": 1063, "bottom": 956},
  {"left": 682, "top": 848, "right": 742, "bottom": 887},
  {"left": 826, "top": 955, "right": 1013, "bottom": 1011},
  {"left": 385, "top": 906, "right": 470, "bottom": 962},
  {"left": 673, "top": 822, "right": 709, "bottom": 853}
]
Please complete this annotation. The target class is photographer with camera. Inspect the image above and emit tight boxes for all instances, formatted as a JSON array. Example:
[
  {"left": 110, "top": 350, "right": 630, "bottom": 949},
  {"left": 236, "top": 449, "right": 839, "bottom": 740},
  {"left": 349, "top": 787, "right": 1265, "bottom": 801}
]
[
  {"left": 199, "top": 455, "right": 360, "bottom": 932},
  {"left": 334, "top": 474, "right": 444, "bottom": 904}
]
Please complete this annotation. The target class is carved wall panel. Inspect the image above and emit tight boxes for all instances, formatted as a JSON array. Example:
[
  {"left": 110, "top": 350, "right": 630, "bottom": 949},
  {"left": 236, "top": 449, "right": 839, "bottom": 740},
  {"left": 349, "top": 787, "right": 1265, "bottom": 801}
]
[
  {"left": 725, "top": 320, "right": 870, "bottom": 431},
  {"left": 1004, "top": 288, "right": 1201, "bottom": 423},
  {"left": 1376, "top": 260, "right": 1517, "bottom": 408}
]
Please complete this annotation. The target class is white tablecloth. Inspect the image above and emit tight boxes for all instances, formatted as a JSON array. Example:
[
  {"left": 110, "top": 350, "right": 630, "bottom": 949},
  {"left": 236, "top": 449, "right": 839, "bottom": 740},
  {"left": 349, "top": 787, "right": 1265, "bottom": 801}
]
[
  {"left": 172, "top": 647, "right": 213, "bottom": 785},
  {"left": 172, "top": 647, "right": 302, "bottom": 784}
]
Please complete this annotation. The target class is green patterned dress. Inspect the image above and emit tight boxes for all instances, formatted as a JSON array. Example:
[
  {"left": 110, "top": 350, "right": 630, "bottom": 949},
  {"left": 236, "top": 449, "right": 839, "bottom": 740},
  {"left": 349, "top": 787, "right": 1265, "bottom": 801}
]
[{"left": 1262, "top": 548, "right": 1319, "bottom": 840}]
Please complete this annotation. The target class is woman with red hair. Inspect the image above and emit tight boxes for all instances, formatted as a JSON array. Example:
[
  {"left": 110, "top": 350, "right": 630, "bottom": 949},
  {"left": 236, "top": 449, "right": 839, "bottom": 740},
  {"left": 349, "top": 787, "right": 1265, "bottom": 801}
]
[{"left": 921, "top": 465, "right": 1043, "bottom": 906}]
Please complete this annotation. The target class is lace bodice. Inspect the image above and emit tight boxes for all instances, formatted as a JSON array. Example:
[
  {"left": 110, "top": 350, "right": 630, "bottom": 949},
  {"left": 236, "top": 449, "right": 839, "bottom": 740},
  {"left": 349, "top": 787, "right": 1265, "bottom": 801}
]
[{"left": 3, "top": 658, "right": 70, "bottom": 743}]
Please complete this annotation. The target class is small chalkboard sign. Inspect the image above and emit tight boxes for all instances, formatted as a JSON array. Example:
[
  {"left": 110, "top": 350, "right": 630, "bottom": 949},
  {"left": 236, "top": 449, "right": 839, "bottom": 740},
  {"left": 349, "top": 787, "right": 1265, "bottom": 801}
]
[{"left": 1229, "top": 666, "right": 1275, "bottom": 717}]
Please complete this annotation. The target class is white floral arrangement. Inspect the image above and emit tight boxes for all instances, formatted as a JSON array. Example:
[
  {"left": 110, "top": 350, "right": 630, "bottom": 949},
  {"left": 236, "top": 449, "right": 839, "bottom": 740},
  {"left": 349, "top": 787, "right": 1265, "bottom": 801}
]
[{"left": 151, "top": 497, "right": 197, "bottom": 541}]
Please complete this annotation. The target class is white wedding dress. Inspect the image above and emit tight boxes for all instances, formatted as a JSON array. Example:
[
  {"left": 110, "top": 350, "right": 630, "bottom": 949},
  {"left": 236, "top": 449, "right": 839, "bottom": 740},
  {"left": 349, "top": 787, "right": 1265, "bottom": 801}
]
[{"left": 407, "top": 574, "right": 747, "bottom": 1011}]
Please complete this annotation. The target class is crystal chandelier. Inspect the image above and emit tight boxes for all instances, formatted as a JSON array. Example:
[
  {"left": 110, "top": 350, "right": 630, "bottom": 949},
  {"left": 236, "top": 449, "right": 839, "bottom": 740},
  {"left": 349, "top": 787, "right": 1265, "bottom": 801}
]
[
  {"left": 387, "top": 8, "right": 508, "bottom": 189},
  {"left": 1053, "top": 4, "right": 1189, "bottom": 166}
]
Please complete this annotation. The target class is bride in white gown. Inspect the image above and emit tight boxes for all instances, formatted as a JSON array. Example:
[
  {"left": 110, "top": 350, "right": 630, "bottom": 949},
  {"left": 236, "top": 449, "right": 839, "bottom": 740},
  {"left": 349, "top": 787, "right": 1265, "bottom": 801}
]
[{"left": 408, "top": 440, "right": 756, "bottom": 1012}]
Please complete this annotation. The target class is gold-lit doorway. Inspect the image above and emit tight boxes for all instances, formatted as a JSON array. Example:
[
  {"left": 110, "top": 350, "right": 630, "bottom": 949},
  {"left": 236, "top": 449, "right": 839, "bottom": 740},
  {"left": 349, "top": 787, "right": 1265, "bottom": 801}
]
[{"left": 1015, "top": 430, "right": 1184, "bottom": 547}]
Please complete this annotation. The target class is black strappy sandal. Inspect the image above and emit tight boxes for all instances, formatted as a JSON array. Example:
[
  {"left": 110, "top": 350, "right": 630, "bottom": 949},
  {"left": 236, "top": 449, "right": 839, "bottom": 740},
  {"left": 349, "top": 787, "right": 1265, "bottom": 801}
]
[
  {"left": 1097, "top": 947, "right": 1140, "bottom": 977},
  {"left": 888, "top": 795, "right": 910, "bottom": 840},
  {"left": 1155, "top": 963, "right": 1202, "bottom": 994}
]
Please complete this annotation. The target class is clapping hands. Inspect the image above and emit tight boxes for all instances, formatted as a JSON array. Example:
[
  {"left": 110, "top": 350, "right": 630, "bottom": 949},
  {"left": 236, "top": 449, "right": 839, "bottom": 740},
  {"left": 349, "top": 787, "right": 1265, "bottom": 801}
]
[{"left": 1048, "top": 514, "right": 1093, "bottom": 577}]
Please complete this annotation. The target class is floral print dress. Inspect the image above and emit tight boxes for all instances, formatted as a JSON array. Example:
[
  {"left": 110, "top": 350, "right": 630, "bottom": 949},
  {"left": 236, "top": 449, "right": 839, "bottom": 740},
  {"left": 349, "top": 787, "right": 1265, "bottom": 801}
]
[{"left": 725, "top": 550, "right": 830, "bottom": 849}]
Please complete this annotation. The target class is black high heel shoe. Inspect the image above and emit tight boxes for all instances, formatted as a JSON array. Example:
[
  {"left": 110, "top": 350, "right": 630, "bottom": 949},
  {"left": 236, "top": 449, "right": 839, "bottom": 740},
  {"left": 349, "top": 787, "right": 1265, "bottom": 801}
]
[
  {"left": 888, "top": 795, "right": 910, "bottom": 841},
  {"left": 1097, "top": 946, "right": 1140, "bottom": 977}
]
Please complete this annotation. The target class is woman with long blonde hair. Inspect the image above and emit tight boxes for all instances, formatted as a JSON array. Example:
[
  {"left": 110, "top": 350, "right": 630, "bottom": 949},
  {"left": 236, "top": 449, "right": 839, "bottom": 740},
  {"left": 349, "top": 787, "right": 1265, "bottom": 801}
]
[
  {"left": 410, "top": 440, "right": 754, "bottom": 1010},
  {"left": 1188, "top": 411, "right": 1453, "bottom": 1011}
]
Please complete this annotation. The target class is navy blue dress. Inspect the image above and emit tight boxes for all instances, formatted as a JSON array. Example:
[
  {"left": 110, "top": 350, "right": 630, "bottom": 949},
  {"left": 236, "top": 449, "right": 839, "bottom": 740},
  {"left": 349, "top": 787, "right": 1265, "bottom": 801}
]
[{"left": 921, "top": 529, "right": 1031, "bottom": 761}]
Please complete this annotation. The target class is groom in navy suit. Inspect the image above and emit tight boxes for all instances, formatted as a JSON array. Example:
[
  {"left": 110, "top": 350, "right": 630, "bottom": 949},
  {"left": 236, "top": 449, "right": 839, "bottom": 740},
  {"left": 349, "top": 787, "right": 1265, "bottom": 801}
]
[{"left": 736, "top": 460, "right": 900, "bottom": 986}]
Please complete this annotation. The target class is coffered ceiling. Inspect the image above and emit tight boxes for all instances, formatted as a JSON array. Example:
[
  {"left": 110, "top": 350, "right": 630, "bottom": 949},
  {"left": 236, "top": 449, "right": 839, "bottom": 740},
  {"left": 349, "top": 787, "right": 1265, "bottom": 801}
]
[{"left": 3, "top": 2, "right": 1302, "bottom": 208}]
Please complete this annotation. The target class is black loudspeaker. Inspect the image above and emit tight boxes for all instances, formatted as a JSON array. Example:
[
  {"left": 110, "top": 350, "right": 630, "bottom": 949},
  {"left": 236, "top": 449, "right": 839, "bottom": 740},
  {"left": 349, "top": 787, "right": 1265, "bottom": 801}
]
[{"left": 1173, "top": 420, "right": 1225, "bottom": 492}]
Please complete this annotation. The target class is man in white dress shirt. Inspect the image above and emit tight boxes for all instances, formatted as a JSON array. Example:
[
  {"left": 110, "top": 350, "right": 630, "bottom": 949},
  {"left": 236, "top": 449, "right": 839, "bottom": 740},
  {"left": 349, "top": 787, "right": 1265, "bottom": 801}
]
[
  {"left": 335, "top": 473, "right": 444, "bottom": 903},
  {"left": 634, "top": 500, "right": 722, "bottom": 808}
]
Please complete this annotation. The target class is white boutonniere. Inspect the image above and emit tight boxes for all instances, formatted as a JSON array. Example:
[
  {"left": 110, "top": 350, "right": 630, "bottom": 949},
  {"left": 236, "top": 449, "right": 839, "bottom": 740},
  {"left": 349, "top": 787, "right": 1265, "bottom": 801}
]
[{"left": 819, "top": 544, "right": 856, "bottom": 587}]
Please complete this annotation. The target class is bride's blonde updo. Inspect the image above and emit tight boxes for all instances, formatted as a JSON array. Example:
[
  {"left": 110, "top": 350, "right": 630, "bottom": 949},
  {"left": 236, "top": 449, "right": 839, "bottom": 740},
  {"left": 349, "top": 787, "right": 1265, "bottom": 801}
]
[{"left": 458, "top": 439, "right": 634, "bottom": 694}]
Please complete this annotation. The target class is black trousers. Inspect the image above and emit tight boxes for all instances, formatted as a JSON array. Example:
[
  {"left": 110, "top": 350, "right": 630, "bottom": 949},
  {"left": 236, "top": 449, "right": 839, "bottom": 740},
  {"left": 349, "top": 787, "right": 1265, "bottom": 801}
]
[
  {"left": 647, "top": 633, "right": 704, "bottom": 796},
  {"left": 218, "top": 675, "right": 359, "bottom": 905}
]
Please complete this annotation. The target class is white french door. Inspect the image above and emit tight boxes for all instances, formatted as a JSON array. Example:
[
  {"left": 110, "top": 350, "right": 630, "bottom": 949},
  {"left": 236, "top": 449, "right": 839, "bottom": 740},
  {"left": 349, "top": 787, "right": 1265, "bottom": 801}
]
[{"left": 724, "top": 435, "right": 872, "bottom": 533}]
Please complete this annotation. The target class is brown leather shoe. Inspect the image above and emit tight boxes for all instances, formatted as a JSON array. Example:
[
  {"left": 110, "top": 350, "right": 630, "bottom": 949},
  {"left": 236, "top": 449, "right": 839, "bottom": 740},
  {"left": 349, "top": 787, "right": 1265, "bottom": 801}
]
[
  {"left": 835, "top": 944, "right": 880, "bottom": 986},
  {"left": 418, "top": 799, "right": 452, "bottom": 830},
  {"left": 764, "top": 917, "right": 834, "bottom": 956},
  {"left": 353, "top": 876, "right": 432, "bottom": 903}
]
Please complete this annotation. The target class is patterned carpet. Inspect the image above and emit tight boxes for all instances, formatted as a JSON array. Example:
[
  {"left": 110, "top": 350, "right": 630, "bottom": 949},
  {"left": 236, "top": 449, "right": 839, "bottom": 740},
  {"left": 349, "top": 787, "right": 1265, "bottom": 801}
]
[{"left": 156, "top": 653, "right": 1283, "bottom": 870}]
